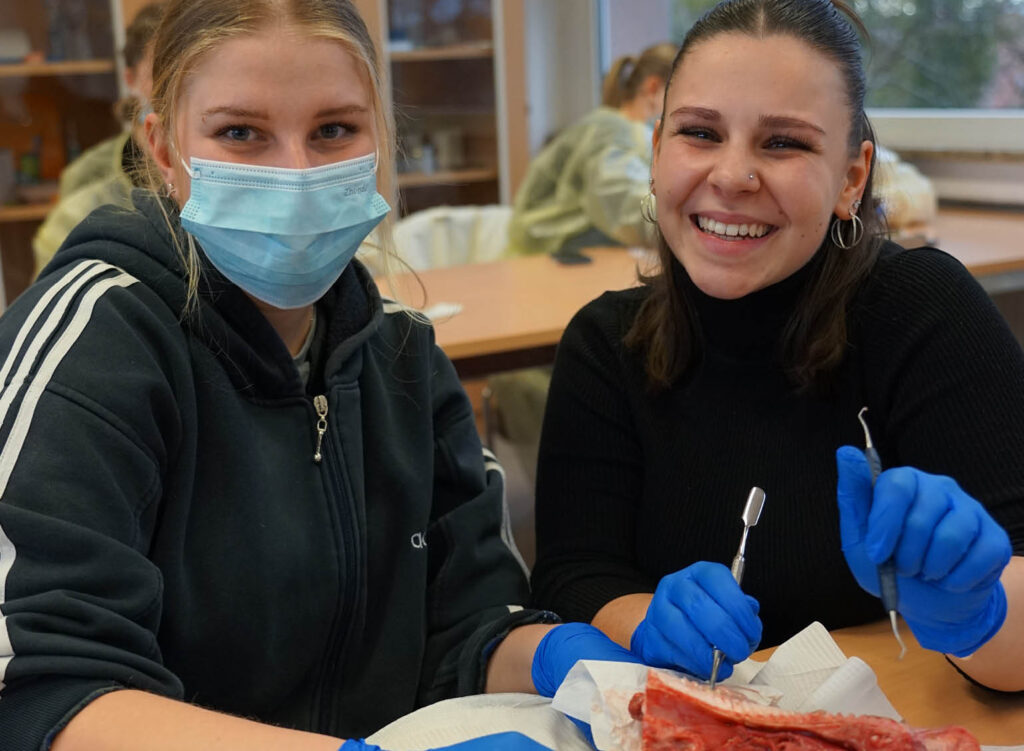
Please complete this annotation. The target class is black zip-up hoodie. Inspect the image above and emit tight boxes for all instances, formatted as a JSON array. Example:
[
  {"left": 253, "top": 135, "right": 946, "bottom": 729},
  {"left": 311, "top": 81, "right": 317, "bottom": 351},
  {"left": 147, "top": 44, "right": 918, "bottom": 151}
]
[{"left": 0, "top": 193, "right": 548, "bottom": 749}]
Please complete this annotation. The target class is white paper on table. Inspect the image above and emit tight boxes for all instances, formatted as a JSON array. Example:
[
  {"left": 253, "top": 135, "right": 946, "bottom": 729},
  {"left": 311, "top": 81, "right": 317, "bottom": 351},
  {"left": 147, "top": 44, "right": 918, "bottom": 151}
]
[
  {"left": 366, "top": 692, "right": 591, "bottom": 751},
  {"left": 367, "top": 620, "right": 1017, "bottom": 751},
  {"left": 551, "top": 621, "right": 924, "bottom": 751}
]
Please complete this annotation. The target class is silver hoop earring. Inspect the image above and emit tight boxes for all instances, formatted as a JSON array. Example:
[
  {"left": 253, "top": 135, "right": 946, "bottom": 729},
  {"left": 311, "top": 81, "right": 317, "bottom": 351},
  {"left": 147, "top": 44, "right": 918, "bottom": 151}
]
[
  {"left": 165, "top": 182, "right": 177, "bottom": 198},
  {"left": 640, "top": 190, "right": 658, "bottom": 223},
  {"left": 830, "top": 212, "right": 864, "bottom": 249}
]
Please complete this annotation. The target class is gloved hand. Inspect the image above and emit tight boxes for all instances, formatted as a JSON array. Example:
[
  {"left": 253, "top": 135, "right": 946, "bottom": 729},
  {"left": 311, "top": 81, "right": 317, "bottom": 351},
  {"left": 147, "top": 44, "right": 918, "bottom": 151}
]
[
  {"left": 629, "top": 561, "right": 762, "bottom": 680},
  {"left": 340, "top": 732, "right": 553, "bottom": 751},
  {"left": 836, "top": 446, "right": 1012, "bottom": 657},
  {"left": 530, "top": 622, "right": 641, "bottom": 698},
  {"left": 531, "top": 622, "right": 642, "bottom": 746}
]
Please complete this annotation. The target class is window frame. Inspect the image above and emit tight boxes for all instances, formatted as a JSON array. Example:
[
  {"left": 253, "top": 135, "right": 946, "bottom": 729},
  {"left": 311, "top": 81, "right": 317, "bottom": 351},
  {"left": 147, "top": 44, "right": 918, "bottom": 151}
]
[{"left": 869, "top": 109, "right": 1024, "bottom": 154}]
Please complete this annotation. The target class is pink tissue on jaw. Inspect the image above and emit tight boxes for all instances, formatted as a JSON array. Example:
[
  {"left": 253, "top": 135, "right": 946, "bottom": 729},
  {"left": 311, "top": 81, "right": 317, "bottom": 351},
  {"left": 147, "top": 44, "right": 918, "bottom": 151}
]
[{"left": 628, "top": 669, "right": 979, "bottom": 750}]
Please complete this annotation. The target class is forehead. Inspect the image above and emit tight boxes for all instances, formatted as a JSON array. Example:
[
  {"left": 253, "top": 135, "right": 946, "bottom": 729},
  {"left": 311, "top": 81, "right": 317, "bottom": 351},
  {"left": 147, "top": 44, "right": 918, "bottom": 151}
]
[
  {"left": 181, "top": 25, "right": 372, "bottom": 113},
  {"left": 667, "top": 32, "right": 849, "bottom": 115}
]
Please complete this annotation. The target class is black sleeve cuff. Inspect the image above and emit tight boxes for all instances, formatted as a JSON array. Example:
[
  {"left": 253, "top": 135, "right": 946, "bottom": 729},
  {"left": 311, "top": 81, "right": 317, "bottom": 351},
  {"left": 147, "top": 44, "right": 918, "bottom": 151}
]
[
  {"left": 458, "top": 607, "right": 562, "bottom": 696},
  {"left": 0, "top": 676, "right": 123, "bottom": 751}
]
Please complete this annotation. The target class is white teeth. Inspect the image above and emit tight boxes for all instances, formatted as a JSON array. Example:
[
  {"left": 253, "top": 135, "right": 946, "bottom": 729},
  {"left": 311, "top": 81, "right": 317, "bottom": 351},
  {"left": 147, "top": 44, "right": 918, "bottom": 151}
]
[{"left": 697, "top": 215, "right": 770, "bottom": 238}]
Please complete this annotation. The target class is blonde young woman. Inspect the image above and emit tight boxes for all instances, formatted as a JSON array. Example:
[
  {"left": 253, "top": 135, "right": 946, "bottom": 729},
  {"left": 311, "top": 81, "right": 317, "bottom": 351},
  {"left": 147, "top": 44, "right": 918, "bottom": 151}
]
[{"left": 0, "top": 2, "right": 639, "bottom": 750}]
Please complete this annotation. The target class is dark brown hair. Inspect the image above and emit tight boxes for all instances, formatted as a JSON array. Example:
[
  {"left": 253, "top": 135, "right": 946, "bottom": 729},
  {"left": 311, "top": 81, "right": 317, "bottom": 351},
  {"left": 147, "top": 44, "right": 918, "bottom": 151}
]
[
  {"left": 601, "top": 43, "right": 678, "bottom": 108},
  {"left": 624, "top": 0, "right": 883, "bottom": 392}
]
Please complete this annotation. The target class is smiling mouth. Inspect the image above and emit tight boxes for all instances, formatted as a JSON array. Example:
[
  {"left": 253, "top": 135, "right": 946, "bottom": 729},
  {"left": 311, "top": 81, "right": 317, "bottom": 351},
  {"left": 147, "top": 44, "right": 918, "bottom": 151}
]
[{"left": 694, "top": 214, "right": 776, "bottom": 240}]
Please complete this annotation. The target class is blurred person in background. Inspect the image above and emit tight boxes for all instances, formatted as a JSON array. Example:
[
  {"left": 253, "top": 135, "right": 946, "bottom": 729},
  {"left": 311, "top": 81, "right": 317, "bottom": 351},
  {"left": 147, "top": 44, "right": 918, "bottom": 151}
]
[{"left": 506, "top": 42, "right": 676, "bottom": 259}]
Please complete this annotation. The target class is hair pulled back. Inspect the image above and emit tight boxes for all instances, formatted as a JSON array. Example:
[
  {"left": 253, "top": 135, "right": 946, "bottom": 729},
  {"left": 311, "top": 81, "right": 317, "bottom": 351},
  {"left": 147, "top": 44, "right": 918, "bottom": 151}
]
[
  {"left": 602, "top": 42, "right": 678, "bottom": 108},
  {"left": 625, "top": 0, "right": 884, "bottom": 392}
]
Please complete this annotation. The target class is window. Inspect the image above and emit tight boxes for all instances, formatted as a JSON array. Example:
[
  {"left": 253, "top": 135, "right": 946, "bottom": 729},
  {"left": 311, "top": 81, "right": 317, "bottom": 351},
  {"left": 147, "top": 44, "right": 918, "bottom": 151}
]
[{"left": 668, "top": 0, "right": 1024, "bottom": 153}]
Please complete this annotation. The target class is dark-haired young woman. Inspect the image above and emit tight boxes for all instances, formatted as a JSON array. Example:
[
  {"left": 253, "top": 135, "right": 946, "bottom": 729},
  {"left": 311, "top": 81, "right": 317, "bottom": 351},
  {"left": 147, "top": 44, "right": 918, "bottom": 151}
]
[{"left": 531, "top": 0, "right": 1024, "bottom": 693}]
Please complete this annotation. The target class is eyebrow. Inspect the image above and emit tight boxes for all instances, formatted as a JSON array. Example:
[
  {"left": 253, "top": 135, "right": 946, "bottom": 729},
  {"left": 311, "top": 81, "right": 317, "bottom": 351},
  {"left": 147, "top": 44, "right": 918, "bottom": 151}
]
[
  {"left": 200, "top": 104, "right": 370, "bottom": 120},
  {"left": 759, "top": 114, "right": 826, "bottom": 135},
  {"left": 667, "top": 106, "right": 826, "bottom": 135}
]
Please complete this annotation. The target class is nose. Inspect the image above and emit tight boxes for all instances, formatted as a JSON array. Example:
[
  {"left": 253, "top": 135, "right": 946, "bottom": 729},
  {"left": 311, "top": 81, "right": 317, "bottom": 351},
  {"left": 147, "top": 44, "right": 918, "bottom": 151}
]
[
  {"left": 707, "top": 146, "right": 758, "bottom": 196},
  {"left": 279, "top": 138, "right": 314, "bottom": 170}
]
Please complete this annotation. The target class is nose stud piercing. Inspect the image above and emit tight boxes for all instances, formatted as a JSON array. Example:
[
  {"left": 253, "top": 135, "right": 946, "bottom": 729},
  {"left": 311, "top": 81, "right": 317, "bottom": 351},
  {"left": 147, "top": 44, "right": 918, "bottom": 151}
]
[{"left": 748, "top": 173, "right": 755, "bottom": 181}]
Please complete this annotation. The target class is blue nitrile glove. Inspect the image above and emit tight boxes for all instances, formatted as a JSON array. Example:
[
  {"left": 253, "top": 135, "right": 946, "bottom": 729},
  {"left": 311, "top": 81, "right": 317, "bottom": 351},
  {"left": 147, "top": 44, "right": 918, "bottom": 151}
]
[
  {"left": 340, "top": 732, "right": 553, "bottom": 751},
  {"left": 836, "top": 446, "right": 1012, "bottom": 657},
  {"left": 629, "top": 561, "right": 762, "bottom": 680},
  {"left": 530, "top": 622, "right": 642, "bottom": 698},
  {"left": 531, "top": 622, "right": 643, "bottom": 746}
]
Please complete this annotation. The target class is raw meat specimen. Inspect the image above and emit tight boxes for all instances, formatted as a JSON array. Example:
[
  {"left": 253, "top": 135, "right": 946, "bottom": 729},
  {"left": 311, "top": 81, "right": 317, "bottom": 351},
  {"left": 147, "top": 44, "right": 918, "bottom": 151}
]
[{"left": 629, "top": 670, "right": 979, "bottom": 750}]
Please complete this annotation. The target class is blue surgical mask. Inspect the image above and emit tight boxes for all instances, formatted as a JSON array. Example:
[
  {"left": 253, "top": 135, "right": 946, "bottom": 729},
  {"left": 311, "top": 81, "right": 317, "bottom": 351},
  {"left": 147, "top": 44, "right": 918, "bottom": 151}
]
[{"left": 179, "top": 152, "right": 390, "bottom": 309}]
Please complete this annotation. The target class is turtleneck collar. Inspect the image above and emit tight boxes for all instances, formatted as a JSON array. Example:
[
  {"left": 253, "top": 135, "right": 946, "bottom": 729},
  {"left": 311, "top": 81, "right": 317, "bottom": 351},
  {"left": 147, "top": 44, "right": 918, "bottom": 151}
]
[{"left": 673, "top": 251, "right": 825, "bottom": 362}]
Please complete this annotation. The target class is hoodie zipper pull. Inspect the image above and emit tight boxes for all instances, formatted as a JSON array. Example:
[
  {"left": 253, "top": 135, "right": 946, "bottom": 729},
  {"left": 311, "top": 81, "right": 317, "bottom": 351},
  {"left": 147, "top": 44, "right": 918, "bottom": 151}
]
[{"left": 313, "top": 394, "right": 328, "bottom": 464}]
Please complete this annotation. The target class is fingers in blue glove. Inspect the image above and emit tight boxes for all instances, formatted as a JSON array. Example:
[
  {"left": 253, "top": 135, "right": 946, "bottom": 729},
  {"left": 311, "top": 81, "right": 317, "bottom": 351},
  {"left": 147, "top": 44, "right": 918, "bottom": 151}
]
[
  {"left": 670, "top": 563, "right": 761, "bottom": 655},
  {"left": 531, "top": 622, "right": 641, "bottom": 698},
  {"left": 943, "top": 512, "right": 1011, "bottom": 593},
  {"left": 631, "top": 562, "right": 762, "bottom": 679},
  {"left": 919, "top": 491, "right": 979, "bottom": 582},
  {"left": 835, "top": 447, "right": 1013, "bottom": 656},
  {"left": 342, "top": 732, "right": 554, "bottom": 751},
  {"left": 867, "top": 466, "right": 1011, "bottom": 590}
]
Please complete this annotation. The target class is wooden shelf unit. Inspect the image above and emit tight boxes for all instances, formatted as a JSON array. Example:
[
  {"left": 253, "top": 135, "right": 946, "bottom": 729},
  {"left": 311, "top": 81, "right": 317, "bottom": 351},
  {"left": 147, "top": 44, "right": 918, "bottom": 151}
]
[
  {"left": 0, "top": 0, "right": 127, "bottom": 309},
  {"left": 353, "top": 0, "right": 528, "bottom": 214},
  {"left": 0, "top": 59, "right": 117, "bottom": 78},
  {"left": 397, "top": 167, "right": 499, "bottom": 189},
  {"left": 388, "top": 42, "right": 494, "bottom": 62},
  {"left": 0, "top": 203, "right": 56, "bottom": 224}
]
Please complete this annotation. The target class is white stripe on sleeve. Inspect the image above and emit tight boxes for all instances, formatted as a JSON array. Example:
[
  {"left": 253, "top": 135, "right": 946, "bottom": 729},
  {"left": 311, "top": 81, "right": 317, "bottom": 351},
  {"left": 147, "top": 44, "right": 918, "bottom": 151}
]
[{"left": 0, "top": 266, "right": 137, "bottom": 690}]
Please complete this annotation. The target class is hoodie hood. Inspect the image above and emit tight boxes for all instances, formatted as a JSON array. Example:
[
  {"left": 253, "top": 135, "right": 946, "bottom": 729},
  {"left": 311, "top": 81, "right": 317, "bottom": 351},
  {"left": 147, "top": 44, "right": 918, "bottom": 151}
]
[{"left": 43, "top": 189, "right": 384, "bottom": 399}]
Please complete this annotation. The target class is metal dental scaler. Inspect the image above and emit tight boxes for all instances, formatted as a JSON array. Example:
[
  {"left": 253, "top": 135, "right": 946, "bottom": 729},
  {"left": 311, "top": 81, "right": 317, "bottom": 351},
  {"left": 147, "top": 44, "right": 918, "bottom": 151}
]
[
  {"left": 857, "top": 407, "right": 907, "bottom": 660},
  {"left": 709, "top": 486, "right": 766, "bottom": 690}
]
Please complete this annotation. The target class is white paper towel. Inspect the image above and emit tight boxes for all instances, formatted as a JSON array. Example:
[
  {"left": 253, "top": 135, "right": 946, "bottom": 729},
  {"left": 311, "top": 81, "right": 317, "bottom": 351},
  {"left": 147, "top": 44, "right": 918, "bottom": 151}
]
[{"left": 365, "top": 622, "right": 1017, "bottom": 750}]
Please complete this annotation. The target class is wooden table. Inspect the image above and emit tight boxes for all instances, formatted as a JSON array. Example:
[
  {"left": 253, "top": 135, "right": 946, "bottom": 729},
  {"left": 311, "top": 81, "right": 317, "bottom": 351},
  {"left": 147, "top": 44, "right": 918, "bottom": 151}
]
[
  {"left": 931, "top": 207, "right": 1024, "bottom": 283},
  {"left": 755, "top": 619, "right": 1024, "bottom": 746},
  {"left": 385, "top": 207, "right": 1024, "bottom": 378},
  {"left": 386, "top": 247, "right": 651, "bottom": 378}
]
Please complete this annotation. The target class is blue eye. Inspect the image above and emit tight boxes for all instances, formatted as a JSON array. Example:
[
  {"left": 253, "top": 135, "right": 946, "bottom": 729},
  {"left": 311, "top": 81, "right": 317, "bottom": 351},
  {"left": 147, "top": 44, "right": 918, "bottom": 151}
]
[
  {"left": 317, "top": 123, "right": 351, "bottom": 140},
  {"left": 218, "top": 125, "right": 254, "bottom": 141}
]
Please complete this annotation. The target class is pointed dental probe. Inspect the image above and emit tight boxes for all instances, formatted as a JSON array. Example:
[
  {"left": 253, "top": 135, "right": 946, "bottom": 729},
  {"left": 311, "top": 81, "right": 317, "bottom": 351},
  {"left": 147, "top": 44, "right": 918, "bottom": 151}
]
[
  {"left": 709, "top": 486, "right": 767, "bottom": 689},
  {"left": 857, "top": 407, "right": 907, "bottom": 660}
]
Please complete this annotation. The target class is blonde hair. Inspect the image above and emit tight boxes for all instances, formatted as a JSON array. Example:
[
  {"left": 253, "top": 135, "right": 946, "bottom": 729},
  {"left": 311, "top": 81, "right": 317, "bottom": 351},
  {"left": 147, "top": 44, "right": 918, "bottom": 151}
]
[
  {"left": 141, "top": 0, "right": 401, "bottom": 312},
  {"left": 601, "top": 42, "right": 678, "bottom": 108}
]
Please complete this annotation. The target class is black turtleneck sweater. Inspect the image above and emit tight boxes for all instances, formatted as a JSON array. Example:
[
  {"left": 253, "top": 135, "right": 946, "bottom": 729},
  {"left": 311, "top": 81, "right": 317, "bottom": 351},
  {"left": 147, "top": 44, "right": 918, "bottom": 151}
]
[{"left": 531, "top": 242, "right": 1024, "bottom": 648}]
